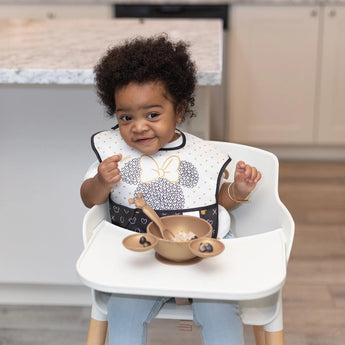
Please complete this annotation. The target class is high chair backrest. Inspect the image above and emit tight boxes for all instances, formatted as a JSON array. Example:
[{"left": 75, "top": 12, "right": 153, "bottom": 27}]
[{"left": 212, "top": 141, "right": 294, "bottom": 260}]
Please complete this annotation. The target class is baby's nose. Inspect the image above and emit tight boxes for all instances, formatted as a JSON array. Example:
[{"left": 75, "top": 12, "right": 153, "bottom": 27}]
[{"left": 133, "top": 119, "right": 149, "bottom": 132}]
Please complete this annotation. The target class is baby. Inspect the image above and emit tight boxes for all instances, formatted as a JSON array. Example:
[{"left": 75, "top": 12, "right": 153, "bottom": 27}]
[{"left": 81, "top": 34, "right": 261, "bottom": 345}]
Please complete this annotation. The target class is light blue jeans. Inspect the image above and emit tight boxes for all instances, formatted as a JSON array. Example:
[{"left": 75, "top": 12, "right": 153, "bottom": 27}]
[
  {"left": 107, "top": 294, "right": 244, "bottom": 345},
  {"left": 107, "top": 232, "right": 243, "bottom": 345}
]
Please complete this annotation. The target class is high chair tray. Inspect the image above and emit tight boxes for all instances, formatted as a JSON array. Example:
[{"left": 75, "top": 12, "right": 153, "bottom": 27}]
[{"left": 76, "top": 220, "right": 286, "bottom": 300}]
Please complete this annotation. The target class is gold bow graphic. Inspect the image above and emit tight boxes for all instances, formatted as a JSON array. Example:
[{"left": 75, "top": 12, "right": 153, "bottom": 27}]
[{"left": 139, "top": 155, "right": 181, "bottom": 184}]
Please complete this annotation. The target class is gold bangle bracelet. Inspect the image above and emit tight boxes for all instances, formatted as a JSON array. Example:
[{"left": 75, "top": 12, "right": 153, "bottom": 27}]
[{"left": 227, "top": 182, "right": 249, "bottom": 203}]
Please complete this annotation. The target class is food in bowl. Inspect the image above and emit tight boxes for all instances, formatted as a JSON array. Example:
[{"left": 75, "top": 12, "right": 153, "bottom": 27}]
[
  {"left": 172, "top": 231, "right": 197, "bottom": 242},
  {"left": 199, "top": 242, "right": 214, "bottom": 253},
  {"left": 147, "top": 215, "right": 212, "bottom": 262},
  {"left": 139, "top": 235, "right": 152, "bottom": 247},
  {"left": 122, "top": 233, "right": 158, "bottom": 252},
  {"left": 188, "top": 238, "right": 225, "bottom": 258}
]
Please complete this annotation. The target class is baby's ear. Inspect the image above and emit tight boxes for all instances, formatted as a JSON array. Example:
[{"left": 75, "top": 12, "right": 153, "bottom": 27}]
[{"left": 176, "top": 102, "right": 187, "bottom": 123}]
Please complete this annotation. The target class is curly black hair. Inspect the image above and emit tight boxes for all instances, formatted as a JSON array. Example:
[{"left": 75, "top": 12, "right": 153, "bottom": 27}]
[{"left": 94, "top": 34, "right": 197, "bottom": 119}]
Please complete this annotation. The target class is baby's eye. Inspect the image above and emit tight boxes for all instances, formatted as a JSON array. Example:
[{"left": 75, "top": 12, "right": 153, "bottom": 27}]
[
  {"left": 147, "top": 113, "right": 159, "bottom": 119},
  {"left": 120, "top": 115, "right": 132, "bottom": 121}
]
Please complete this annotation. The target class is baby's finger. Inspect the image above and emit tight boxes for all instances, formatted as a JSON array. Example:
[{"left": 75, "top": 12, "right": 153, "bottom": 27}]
[
  {"left": 108, "top": 171, "right": 122, "bottom": 185},
  {"left": 248, "top": 167, "right": 262, "bottom": 184},
  {"left": 254, "top": 171, "right": 262, "bottom": 183},
  {"left": 103, "top": 155, "right": 122, "bottom": 170},
  {"left": 236, "top": 161, "right": 246, "bottom": 170},
  {"left": 244, "top": 165, "right": 257, "bottom": 183},
  {"left": 103, "top": 154, "right": 122, "bottom": 164},
  {"left": 113, "top": 154, "right": 122, "bottom": 162}
]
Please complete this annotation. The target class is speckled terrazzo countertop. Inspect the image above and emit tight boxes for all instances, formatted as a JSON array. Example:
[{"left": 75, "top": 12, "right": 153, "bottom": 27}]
[{"left": 0, "top": 18, "right": 222, "bottom": 85}]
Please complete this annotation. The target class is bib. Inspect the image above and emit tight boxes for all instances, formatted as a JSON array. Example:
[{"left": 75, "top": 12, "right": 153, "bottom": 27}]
[{"left": 92, "top": 128, "right": 231, "bottom": 237}]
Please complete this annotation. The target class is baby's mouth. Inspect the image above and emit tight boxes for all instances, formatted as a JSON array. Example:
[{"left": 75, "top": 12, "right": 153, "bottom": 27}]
[{"left": 135, "top": 137, "right": 155, "bottom": 143}]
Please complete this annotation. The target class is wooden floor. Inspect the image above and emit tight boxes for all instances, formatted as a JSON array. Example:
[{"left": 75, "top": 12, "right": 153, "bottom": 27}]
[
  {"left": 276, "top": 161, "right": 345, "bottom": 345},
  {"left": 1, "top": 161, "right": 344, "bottom": 345}
]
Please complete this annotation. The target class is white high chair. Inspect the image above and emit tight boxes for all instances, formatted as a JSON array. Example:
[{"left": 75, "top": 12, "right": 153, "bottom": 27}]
[{"left": 79, "top": 142, "right": 294, "bottom": 345}]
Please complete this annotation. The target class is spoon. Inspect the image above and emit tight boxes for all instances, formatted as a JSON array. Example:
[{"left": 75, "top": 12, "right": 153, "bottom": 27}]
[{"left": 128, "top": 193, "right": 175, "bottom": 241}]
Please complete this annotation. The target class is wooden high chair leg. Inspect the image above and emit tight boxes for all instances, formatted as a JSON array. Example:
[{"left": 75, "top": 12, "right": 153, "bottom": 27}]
[
  {"left": 265, "top": 330, "right": 284, "bottom": 345},
  {"left": 86, "top": 318, "right": 108, "bottom": 345},
  {"left": 253, "top": 325, "right": 266, "bottom": 345}
]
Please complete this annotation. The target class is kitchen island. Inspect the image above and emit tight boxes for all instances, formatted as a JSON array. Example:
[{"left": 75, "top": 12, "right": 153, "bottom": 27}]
[
  {"left": 1, "top": 18, "right": 222, "bottom": 85},
  {"left": 0, "top": 18, "right": 223, "bottom": 304}
]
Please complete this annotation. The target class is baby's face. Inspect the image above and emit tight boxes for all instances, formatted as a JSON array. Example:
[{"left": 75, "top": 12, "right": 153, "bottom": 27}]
[{"left": 115, "top": 81, "right": 184, "bottom": 155}]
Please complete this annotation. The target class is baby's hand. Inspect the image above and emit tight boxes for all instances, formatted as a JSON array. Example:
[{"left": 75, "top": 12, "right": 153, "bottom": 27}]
[
  {"left": 233, "top": 161, "right": 261, "bottom": 199},
  {"left": 96, "top": 154, "right": 122, "bottom": 188}
]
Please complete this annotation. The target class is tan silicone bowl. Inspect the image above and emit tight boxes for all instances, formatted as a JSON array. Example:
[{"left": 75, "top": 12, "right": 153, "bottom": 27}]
[{"left": 147, "top": 215, "right": 212, "bottom": 262}]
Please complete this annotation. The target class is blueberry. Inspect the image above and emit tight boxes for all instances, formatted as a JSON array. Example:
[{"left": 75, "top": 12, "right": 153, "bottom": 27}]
[
  {"left": 192, "top": 235, "right": 198, "bottom": 240},
  {"left": 199, "top": 243, "right": 207, "bottom": 252},
  {"left": 139, "top": 236, "right": 147, "bottom": 245},
  {"left": 205, "top": 243, "right": 213, "bottom": 252}
]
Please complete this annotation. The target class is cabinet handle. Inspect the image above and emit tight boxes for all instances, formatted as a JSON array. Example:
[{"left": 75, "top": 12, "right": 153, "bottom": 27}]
[
  {"left": 310, "top": 9, "right": 318, "bottom": 17},
  {"left": 329, "top": 9, "right": 336, "bottom": 17}
]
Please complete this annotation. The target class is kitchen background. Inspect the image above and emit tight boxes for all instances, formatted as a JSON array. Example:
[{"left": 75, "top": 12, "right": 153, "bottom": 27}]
[{"left": 0, "top": 1, "right": 344, "bottom": 344}]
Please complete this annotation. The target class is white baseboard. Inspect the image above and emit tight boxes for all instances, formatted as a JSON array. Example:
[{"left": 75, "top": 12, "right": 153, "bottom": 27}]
[{"left": 0, "top": 283, "right": 92, "bottom": 306}]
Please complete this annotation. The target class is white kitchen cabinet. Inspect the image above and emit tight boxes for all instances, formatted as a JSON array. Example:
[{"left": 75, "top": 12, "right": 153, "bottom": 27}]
[
  {"left": 318, "top": 6, "right": 345, "bottom": 144},
  {"left": 0, "top": 4, "right": 113, "bottom": 19},
  {"left": 0, "top": 85, "right": 113, "bottom": 286},
  {"left": 227, "top": 5, "right": 345, "bottom": 145}
]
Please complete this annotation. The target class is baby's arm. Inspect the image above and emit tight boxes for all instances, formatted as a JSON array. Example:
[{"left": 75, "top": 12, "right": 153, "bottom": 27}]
[
  {"left": 218, "top": 161, "right": 261, "bottom": 210},
  {"left": 80, "top": 154, "right": 122, "bottom": 208}
]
